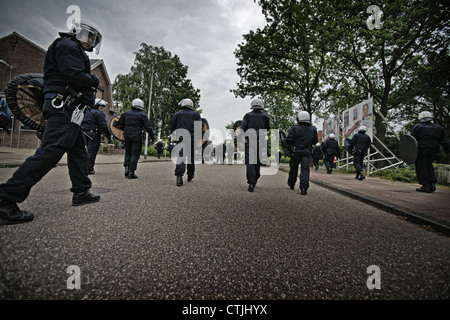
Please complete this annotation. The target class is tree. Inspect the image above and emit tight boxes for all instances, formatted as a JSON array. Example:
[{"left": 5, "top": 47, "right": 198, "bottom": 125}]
[
  {"left": 232, "top": 0, "right": 339, "bottom": 118},
  {"left": 323, "top": 0, "right": 449, "bottom": 150},
  {"left": 113, "top": 43, "right": 201, "bottom": 140}
]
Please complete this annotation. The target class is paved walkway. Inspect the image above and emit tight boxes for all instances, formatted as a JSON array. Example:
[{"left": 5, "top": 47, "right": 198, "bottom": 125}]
[{"left": 1, "top": 147, "right": 449, "bottom": 235}]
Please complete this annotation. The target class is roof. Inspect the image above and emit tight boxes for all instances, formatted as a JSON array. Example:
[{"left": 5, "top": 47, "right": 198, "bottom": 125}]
[{"left": 0, "top": 32, "right": 47, "bottom": 54}]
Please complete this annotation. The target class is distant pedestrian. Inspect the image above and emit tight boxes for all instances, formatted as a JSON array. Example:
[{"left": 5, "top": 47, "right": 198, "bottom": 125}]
[
  {"left": 410, "top": 111, "right": 450, "bottom": 192},
  {"left": 156, "top": 140, "right": 164, "bottom": 159},
  {"left": 350, "top": 126, "right": 372, "bottom": 180},
  {"left": 286, "top": 111, "right": 318, "bottom": 195}
]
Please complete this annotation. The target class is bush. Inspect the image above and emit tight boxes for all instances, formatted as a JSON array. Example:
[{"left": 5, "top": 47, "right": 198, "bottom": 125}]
[{"left": 370, "top": 166, "right": 417, "bottom": 183}]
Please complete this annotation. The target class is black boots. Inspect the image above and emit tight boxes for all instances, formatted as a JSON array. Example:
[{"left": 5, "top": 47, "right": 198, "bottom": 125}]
[
  {"left": 128, "top": 170, "right": 138, "bottom": 179},
  {"left": 300, "top": 188, "right": 307, "bottom": 195},
  {"left": 177, "top": 175, "right": 183, "bottom": 186},
  {"left": 187, "top": 174, "right": 194, "bottom": 182},
  {"left": 416, "top": 185, "right": 432, "bottom": 193},
  {"left": 72, "top": 190, "right": 100, "bottom": 206},
  {"left": 0, "top": 199, "right": 34, "bottom": 225},
  {"left": 248, "top": 183, "right": 255, "bottom": 192},
  {"left": 125, "top": 167, "right": 138, "bottom": 179}
]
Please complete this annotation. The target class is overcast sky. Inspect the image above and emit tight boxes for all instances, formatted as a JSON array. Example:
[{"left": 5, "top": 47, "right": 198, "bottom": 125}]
[{"left": 0, "top": 0, "right": 267, "bottom": 137}]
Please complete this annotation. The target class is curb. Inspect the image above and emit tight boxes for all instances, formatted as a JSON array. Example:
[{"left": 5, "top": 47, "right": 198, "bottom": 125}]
[{"left": 278, "top": 166, "right": 450, "bottom": 237}]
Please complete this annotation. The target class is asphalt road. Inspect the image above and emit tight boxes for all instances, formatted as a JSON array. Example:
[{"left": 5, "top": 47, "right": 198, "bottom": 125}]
[{"left": 1, "top": 161, "right": 449, "bottom": 301}]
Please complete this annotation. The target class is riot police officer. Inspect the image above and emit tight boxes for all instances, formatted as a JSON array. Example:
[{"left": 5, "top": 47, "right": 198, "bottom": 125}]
[
  {"left": 322, "top": 133, "right": 340, "bottom": 174},
  {"left": 350, "top": 126, "right": 372, "bottom": 180},
  {"left": 114, "top": 98, "right": 155, "bottom": 179},
  {"left": 286, "top": 111, "right": 318, "bottom": 195},
  {"left": 241, "top": 98, "right": 270, "bottom": 192},
  {"left": 0, "top": 21, "right": 103, "bottom": 225},
  {"left": 170, "top": 98, "right": 202, "bottom": 186},
  {"left": 410, "top": 111, "right": 450, "bottom": 192},
  {"left": 312, "top": 142, "right": 323, "bottom": 170},
  {"left": 82, "top": 99, "right": 111, "bottom": 174}
]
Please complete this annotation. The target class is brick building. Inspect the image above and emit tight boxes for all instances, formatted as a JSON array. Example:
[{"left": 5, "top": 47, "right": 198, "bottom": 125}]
[{"left": 0, "top": 32, "right": 115, "bottom": 148}]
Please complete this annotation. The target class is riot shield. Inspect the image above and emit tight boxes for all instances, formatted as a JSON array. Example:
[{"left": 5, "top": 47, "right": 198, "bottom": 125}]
[
  {"left": 108, "top": 113, "right": 125, "bottom": 142},
  {"left": 279, "top": 129, "right": 294, "bottom": 158},
  {"left": 5, "top": 73, "right": 46, "bottom": 132},
  {"left": 398, "top": 134, "right": 418, "bottom": 165}
]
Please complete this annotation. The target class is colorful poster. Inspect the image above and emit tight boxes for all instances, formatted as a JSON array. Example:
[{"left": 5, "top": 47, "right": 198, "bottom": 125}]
[
  {"left": 342, "top": 98, "right": 374, "bottom": 140},
  {"left": 322, "top": 115, "right": 340, "bottom": 142}
]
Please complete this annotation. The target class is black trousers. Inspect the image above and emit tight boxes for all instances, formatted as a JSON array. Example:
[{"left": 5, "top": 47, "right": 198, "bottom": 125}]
[
  {"left": 124, "top": 135, "right": 142, "bottom": 171},
  {"left": 0, "top": 100, "right": 91, "bottom": 203},
  {"left": 174, "top": 138, "right": 196, "bottom": 177},
  {"left": 324, "top": 151, "right": 337, "bottom": 170},
  {"left": 415, "top": 149, "right": 437, "bottom": 186},
  {"left": 288, "top": 150, "right": 311, "bottom": 190},
  {"left": 85, "top": 131, "right": 100, "bottom": 171},
  {"left": 353, "top": 150, "right": 366, "bottom": 174}
]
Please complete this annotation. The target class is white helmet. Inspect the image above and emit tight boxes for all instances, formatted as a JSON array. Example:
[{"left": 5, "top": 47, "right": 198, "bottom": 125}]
[
  {"left": 316, "top": 142, "right": 321, "bottom": 147},
  {"left": 297, "top": 111, "right": 311, "bottom": 123},
  {"left": 131, "top": 98, "right": 144, "bottom": 111},
  {"left": 94, "top": 99, "right": 108, "bottom": 108},
  {"left": 251, "top": 98, "right": 264, "bottom": 110},
  {"left": 69, "top": 21, "right": 102, "bottom": 54},
  {"left": 329, "top": 133, "right": 335, "bottom": 140},
  {"left": 179, "top": 98, "right": 194, "bottom": 109},
  {"left": 359, "top": 125, "right": 367, "bottom": 132},
  {"left": 418, "top": 111, "right": 432, "bottom": 122}
]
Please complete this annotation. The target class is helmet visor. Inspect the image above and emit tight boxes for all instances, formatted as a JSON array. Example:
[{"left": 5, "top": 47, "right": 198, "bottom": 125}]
[{"left": 75, "top": 24, "right": 102, "bottom": 54}]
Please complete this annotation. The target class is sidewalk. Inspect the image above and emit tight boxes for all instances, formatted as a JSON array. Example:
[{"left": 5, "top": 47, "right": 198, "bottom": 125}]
[
  {"left": 1, "top": 147, "right": 449, "bottom": 236},
  {"left": 279, "top": 163, "right": 450, "bottom": 236}
]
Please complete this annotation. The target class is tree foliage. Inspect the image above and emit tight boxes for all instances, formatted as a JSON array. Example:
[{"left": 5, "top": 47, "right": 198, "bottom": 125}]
[
  {"left": 234, "top": 0, "right": 449, "bottom": 146},
  {"left": 112, "top": 43, "right": 201, "bottom": 139}
]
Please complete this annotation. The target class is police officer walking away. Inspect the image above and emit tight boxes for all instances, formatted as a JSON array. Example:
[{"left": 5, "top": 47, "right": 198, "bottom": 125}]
[
  {"left": 114, "top": 98, "right": 155, "bottom": 179},
  {"left": 312, "top": 142, "right": 322, "bottom": 170},
  {"left": 410, "top": 111, "right": 450, "bottom": 192},
  {"left": 82, "top": 99, "right": 111, "bottom": 174},
  {"left": 350, "top": 126, "right": 372, "bottom": 180},
  {"left": 0, "top": 21, "right": 103, "bottom": 225},
  {"left": 322, "top": 133, "right": 340, "bottom": 174},
  {"left": 241, "top": 98, "right": 270, "bottom": 192},
  {"left": 156, "top": 140, "right": 164, "bottom": 159},
  {"left": 286, "top": 111, "right": 318, "bottom": 195},
  {"left": 170, "top": 98, "right": 202, "bottom": 186}
]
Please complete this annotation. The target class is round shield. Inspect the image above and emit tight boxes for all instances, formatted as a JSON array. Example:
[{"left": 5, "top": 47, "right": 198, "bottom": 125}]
[
  {"left": 232, "top": 120, "right": 245, "bottom": 151},
  {"left": 279, "top": 129, "right": 294, "bottom": 158},
  {"left": 399, "top": 134, "right": 418, "bottom": 165},
  {"left": 202, "top": 118, "right": 210, "bottom": 143},
  {"left": 108, "top": 113, "right": 125, "bottom": 142},
  {"left": 344, "top": 138, "right": 354, "bottom": 154},
  {"left": 5, "top": 73, "right": 46, "bottom": 132}
]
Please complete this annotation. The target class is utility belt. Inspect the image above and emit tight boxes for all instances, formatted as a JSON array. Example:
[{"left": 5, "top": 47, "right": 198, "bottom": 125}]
[{"left": 49, "top": 86, "right": 90, "bottom": 126}]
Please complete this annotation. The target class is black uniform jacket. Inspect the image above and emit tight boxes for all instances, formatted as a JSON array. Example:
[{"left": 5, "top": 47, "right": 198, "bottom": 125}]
[
  {"left": 82, "top": 108, "right": 110, "bottom": 137},
  {"left": 410, "top": 122, "right": 450, "bottom": 153},
  {"left": 43, "top": 35, "right": 98, "bottom": 108},
  {"left": 350, "top": 132, "right": 372, "bottom": 152},
  {"left": 115, "top": 109, "right": 154, "bottom": 139},
  {"left": 170, "top": 108, "right": 202, "bottom": 136},
  {"left": 323, "top": 138, "right": 339, "bottom": 154},
  {"left": 286, "top": 123, "right": 318, "bottom": 151},
  {"left": 241, "top": 110, "right": 270, "bottom": 138}
]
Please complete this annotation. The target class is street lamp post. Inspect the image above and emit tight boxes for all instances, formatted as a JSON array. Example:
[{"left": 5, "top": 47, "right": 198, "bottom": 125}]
[{"left": 144, "top": 59, "right": 172, "bottom": 159}]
